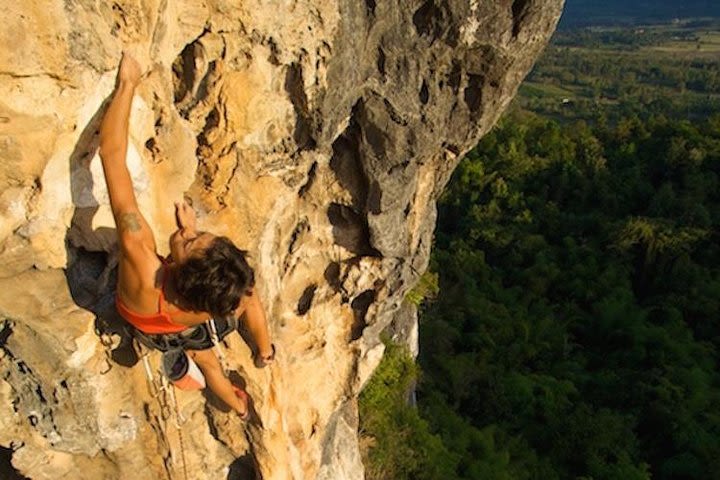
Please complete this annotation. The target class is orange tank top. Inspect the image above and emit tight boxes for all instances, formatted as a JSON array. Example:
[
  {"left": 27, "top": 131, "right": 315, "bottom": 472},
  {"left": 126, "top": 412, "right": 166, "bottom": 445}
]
[{"left": 115, "top": 264, "right": 188, "bottom": 334}]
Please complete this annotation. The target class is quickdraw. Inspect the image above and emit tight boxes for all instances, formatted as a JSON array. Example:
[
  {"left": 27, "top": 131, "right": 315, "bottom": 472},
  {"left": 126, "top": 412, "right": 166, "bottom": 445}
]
[
  {"left": 96, "top": 331, "right": 118, "bottom": 375},
  {"left": 208, "top": 318, "right": 231, "bottom": 373}
]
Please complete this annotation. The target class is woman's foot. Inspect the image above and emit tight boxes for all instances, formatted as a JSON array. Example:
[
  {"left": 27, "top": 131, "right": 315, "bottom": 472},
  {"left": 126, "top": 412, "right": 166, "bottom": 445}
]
[
  {"left": 232, "top": 386, "right": 250, "bottom": 420},
  {"left": 254, "top": 344, "right": 276, "bottom": 369}
]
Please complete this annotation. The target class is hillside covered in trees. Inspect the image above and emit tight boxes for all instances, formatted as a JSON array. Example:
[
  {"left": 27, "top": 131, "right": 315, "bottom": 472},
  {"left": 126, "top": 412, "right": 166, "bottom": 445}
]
[
  {"left": 417, "top": 112, "right": 720, "bottom": 479},
  {"left": 359, "top": 11, "right": 720, "bottom": 480}
]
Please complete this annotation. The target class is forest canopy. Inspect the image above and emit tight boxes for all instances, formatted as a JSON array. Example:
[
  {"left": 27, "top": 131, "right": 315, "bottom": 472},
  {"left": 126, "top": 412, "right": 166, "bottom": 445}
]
[{"left": 415, "top": 111, "right": 720, "bottom": 479}]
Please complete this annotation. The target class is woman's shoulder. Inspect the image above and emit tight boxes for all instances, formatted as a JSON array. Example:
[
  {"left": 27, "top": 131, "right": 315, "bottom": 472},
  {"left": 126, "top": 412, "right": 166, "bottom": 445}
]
[{"left": 117, "top": 250, "right": 164, "bottom": 305}]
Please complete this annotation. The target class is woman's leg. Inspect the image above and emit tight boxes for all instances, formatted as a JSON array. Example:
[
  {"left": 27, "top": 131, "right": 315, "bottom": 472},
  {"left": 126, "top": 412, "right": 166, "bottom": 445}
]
[
  {"left": 188, "top": 349, "right": 247, "bottom": 416},
  {"left": 242, "top": 292, "right": 273, "bottom": 360}
]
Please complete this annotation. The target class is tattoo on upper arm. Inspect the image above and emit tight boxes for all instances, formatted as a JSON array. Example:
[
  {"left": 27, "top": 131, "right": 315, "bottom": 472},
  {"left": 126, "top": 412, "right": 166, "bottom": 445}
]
[{"left": 119, "top": 212, "right": 141, "bottom": 232}]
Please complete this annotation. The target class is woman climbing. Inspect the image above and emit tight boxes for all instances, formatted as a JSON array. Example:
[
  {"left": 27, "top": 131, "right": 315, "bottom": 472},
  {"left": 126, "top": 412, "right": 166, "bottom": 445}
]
[{"left": 99, "top": 52, "right": 274, "bottom": 419}]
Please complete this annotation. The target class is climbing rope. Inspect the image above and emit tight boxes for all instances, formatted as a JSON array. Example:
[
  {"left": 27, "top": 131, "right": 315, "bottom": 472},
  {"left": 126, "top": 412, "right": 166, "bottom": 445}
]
[
  {"left": 136, "top": 340, "right": 188, "bottom": 480},
  {"left": 160, "top": 373, "right": 189, "bottom": 480},
  {"left": 170, "top": 383, "right": 189, "bottom": 480},
  {"left": 137, "top": 342, "right": 172, "bottom": 479}
]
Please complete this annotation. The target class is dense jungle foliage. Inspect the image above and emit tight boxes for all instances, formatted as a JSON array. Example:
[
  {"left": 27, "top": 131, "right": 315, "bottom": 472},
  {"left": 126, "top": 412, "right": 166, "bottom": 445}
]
[
  {"left": 360, "top": 16, "right": 720, "bottom": 480},
  {"left": 416, "top": 111, "right": 720, "bottom": 479}
]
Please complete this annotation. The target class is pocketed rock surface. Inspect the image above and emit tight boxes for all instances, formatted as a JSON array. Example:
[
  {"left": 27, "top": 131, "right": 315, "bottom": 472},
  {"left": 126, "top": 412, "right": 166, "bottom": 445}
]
[{"left": 0, "top": 1, "right": 563, "bottom": 478}]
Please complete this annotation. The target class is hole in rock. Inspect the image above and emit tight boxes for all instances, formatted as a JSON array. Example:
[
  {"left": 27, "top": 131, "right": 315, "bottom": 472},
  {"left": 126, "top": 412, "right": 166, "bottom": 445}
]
[
  {"left": 350, "top": 290, "right": 376, "bottom": 341},
  {"left": 327, "top": 204, "right": 379, "bottom": 257},
  {"left": 511, "top": 0, "right": 530, "bottom": 37},
  {"left": 297, "top": 285, "right": 317, "bottom": 315},
  {"left": 35, "top": 386, "right": 47, "bottom": 405},
  {"left": 330, "top": 104, "right": 368, "bottom": 211},
  {"left": 227, "top": 454, "right": 260, "bottom": 480},
  {"left": 172, "top": 41, "right": 200, "bottom": 105},
  {"left": 196, "top": 107, "right": 221, "bottom": 156},
  {"left": 265, "top": 36, "right": 282, "bottom": 66},
  {"left": 0, "top": 447, "right": 29, "bottom": 480},
  {"left": 203, "top": 107, "right": 221, "bottom": 133},
  {"left": 203, "top": 402, "right": 222, "bottom": 443},
  {"left": 17, "top": 361, "right": 29, "bottom": 375},
  {"left": 142, "top": 403, "right": 151, "bottom": 421},
  {"left": 412, "top": 0, "right": 444, "bottom": 39},
  {"left": 65, "top": 249, "right": 112, "bottom": 312},
  {"left": 377, "top": 48, "right": 386, "bottom": 76},
  {"left": 444, "top": 142, "right": 460, "bottom": 156},
  {"left": 448, "top": 61, "right": 461, "bottom": 94},
  {"left": 144, "top": 137, "right": 159, "bottom": 157},
  {"left": 283, "top": 220, "right": 310, "bottom": 278},
  {"left": 365, "top": 0, "right": 376, "bottom": 15},
  {"left": 419, "top": 80, "right": 429, "bottom": 105},
  {"left": 284, "top": 63, "right": 316, "bottom": 151},
  {"left": 367, "top": 180, "right": 382, "bottom": 215},
  {"left": 464, "top": 74, "right": 484, "bottom": 113},
  {"left": 298, "top": 162, "right": 317, "bottom": 197},
  {"left": 324, "top": 263, "right": 342, "bottom": 292},
  {"left": 0, "top": 321, "right": 12, "bottom": 347}
]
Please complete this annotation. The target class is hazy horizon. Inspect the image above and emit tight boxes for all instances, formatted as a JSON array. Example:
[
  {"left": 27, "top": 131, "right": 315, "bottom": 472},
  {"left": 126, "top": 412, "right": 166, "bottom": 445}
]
[{"left": 560, "top": 0, "right": 720, "bottom": 28}]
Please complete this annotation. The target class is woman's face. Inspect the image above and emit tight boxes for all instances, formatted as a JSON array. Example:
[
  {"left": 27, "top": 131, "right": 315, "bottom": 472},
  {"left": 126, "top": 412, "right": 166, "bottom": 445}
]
[{"left": 169, "top": 229, "right": 216, "bottom": 264}]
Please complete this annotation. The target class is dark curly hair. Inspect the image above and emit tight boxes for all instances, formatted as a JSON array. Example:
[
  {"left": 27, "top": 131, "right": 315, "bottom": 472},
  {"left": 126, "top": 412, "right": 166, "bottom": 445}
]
[{"left": 173, "top": 236, "right": 255, "bottom": 318}]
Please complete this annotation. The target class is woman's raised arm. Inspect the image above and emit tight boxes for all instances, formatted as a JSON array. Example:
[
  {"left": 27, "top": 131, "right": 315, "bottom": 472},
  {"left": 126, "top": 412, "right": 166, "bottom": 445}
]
[{"left": 99, "top": 52, "right": 155, "bottom": 255}]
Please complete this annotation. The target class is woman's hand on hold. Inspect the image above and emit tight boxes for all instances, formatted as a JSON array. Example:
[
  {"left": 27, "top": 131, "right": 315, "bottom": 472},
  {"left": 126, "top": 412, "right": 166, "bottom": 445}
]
[
  {"left": 117, "top": 51, "right": 142, "bottom": 88},
  {"left": 175, "top": 200, "right": 197, "bottom": 232}
]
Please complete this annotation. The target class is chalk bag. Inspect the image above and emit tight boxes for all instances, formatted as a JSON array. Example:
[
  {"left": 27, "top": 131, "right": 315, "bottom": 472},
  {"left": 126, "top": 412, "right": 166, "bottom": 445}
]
[{"left": 162, "top": 348, "right": 206, "bottom": 390}]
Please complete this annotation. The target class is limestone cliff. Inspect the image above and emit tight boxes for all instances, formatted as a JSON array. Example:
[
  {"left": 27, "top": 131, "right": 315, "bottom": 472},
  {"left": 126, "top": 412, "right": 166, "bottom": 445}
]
[{"left": 0, "top": 1, "right": 563, "bottom": 478}]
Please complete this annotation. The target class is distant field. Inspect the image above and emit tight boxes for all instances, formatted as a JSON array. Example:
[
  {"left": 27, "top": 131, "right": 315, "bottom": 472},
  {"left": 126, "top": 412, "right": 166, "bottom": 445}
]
[
  {"left": 648, "top": 30, "right": 720, "bottom": 53},
  {"left": 519, "top": 82, "right": 576, "bottom": 99},
  {"left": 517, "top": 22, "right": 720, "bottom": 121}
]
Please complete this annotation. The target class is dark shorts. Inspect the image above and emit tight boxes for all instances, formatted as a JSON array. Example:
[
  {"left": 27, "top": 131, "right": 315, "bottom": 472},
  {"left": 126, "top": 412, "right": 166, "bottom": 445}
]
[{"left": 132, "top": 317, "right": 237, "bottom": 352}]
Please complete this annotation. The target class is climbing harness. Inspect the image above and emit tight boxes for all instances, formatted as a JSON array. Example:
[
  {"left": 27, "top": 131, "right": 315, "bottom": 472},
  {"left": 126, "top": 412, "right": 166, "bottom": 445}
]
[{"left": 132, "top": 316, "right": 237, "bottom": 352}]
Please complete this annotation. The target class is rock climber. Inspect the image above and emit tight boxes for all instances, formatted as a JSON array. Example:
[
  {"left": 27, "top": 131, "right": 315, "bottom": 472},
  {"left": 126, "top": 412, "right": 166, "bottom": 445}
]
[{"left": 99, "top": 52, "right": 274, "bottom": 420}]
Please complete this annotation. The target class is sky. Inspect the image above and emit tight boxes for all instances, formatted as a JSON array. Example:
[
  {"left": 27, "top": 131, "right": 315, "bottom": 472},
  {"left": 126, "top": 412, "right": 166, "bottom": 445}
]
[{"left": 559, "top": 0, "right": 720, "bottom": 28}]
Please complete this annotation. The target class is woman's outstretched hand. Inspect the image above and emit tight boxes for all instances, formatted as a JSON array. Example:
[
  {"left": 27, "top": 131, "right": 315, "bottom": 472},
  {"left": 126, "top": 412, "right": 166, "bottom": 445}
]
[
  {"left": 175, "top": 200, "right": 197, "bottom": 232},
  {"left": 117, "top": 51, "right": 142, "bottom": 88}
]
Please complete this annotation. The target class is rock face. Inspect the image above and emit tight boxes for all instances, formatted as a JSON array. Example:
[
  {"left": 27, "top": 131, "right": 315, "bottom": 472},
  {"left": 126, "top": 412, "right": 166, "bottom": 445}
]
[{"left": 0, "top": 1, "right": 563, "bottom": 478}]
